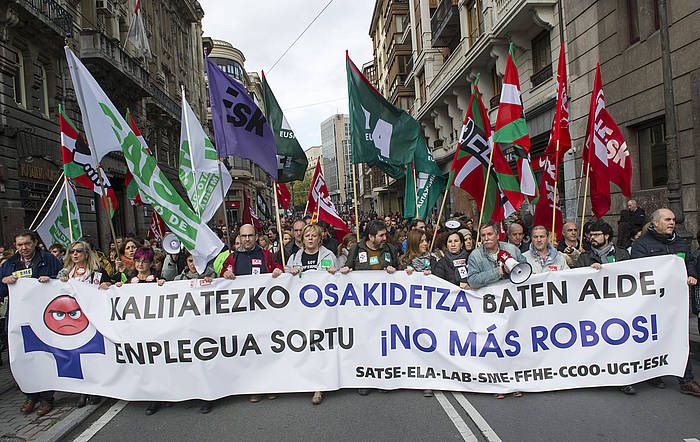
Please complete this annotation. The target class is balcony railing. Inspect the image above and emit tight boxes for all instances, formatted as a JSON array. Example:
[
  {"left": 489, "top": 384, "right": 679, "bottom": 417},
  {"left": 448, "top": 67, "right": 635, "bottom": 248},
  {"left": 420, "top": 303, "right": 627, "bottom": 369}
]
[
  {"left": 406, "top": 55, "right": 414, "bottom": 74},
  {"left": 147, "top": 84, "right": 181, "bottom": 120},
  {"left": 431, "top": 0, "right": 460, "bottom": 47},
  {"left": 79, "top": 30, "right": 150, "bottom": 90},
  {"left": 16, "top": 0, "right": 74, "bottom": 37},
  {"left": 389, "top": 74, "right": 408, "bottom": 100},
  {"left": 530, "top": 64, "right": 553, "bottom": 87}
]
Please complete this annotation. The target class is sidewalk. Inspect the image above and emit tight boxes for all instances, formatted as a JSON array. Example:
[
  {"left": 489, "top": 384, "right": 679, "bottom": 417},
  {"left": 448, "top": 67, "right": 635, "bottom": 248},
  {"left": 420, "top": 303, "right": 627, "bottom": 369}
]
[{"left": 0, "top": 349, "right": 103, "bottom": 442}]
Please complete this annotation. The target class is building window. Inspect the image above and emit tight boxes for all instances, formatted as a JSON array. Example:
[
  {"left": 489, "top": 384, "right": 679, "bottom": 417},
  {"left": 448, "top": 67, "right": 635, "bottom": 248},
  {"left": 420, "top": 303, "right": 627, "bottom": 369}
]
[
  {"left": 466, "top": 0, "right": 483, "bottom": 47},
  {"left": 38, "top": 65, "right": 49, "bottom": 117},
  {"left": 395, "top": 15, "right": 405, "bottom": 33},
  {"left": 531, "top": 30, "right": 552, "bottom": 87},
  {"left": 628, "top": 0, "right": 640, "bottom": 44},
  {"left": 638, "top": 120, "right": 667, "bottom": 189},
  {"left": 653, "top": 0, "right": 660, "bottom": 30},
  {"left": 7, "top": 47, "right": 26, "bottom": 107},
  {"left": 490, "top": 66, "right": 502, "bottom": 109}
]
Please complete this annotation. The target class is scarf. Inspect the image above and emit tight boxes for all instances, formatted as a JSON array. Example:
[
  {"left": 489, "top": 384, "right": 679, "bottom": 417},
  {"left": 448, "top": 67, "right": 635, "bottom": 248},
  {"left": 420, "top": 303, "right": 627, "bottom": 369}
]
[
  {"left": 444, "top": 249, "right": 469, "bottom": 281},
  {"left": 593, "top": 241, "right": 614, "bottom": 263}
]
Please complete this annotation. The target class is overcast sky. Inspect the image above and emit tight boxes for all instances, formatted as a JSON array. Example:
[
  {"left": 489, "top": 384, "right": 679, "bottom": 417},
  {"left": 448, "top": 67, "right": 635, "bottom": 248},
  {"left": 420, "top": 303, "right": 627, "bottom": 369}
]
[{"left": 200, "top": 0, "right": 375, "bottom": 150}]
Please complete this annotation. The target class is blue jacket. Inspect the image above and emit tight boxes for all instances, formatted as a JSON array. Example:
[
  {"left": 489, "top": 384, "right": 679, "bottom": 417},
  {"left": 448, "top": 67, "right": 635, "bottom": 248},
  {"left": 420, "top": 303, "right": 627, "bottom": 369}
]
[
  {"left": 467, "top": 241, "right": 526, "bottom": 289},
  {"left": 0, "top": 250, "right": 62, "bottom": 300}
]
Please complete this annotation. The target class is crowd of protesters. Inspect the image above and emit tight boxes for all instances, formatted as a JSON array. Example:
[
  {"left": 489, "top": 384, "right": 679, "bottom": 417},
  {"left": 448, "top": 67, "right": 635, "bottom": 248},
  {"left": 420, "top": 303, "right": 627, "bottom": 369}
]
[{"left": 1, "top": 199, "right": 699, "bottom": 417}]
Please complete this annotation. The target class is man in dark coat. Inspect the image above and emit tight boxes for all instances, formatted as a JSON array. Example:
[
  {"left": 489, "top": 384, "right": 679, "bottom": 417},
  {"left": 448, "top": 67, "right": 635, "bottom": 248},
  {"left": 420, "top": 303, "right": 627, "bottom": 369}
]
[
  {"left": 0, "top": 230, "right": 61, "bottom": 416},
  {"left": 631, "top": 208, "right": 700, "bottom": 397}
]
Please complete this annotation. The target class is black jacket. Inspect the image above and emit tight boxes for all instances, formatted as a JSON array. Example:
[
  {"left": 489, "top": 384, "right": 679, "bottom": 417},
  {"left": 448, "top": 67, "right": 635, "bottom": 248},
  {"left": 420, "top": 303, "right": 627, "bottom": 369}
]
[
  {"left": 434, "top": 253, "right": 469, "bottom": 286},
  {"left": 345, "top": 241, "right": 401, "bottom": 271},
  {"left": 630, "top": 226, "right": 697, "bottom": 278},
  {"left": 575, "top": 245, "right": 630, "bottom": 267},
  {"left": 620, "top": 208, "right": 647, "bottom": 230},
  {"left": 0, "top": 250, "right": 62, "bottom": 300}
]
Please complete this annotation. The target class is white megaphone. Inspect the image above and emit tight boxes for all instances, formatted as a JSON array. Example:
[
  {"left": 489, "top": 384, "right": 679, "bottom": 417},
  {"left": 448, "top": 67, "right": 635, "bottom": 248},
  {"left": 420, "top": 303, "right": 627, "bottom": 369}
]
[
  {"left": 497, "top": 250, "right": 532, "bottom": 284},
  {"left": 162, "top": 233, "right": 182, "bottom": 255}
]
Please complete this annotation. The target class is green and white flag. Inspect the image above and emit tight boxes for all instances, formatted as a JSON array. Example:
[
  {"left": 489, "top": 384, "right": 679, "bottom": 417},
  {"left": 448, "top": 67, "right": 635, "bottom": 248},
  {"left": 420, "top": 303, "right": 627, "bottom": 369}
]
[
  {"left": 261, "top": 72, "right": 308, "bottom": 183},
  {"left": 404, "top": 139, "right": 446, "bottom": 221},
  {"left": 65, "top": 47, "right": 222, "bottom": 273},
  {"left": 36, "top": 179, "right": 82, "bottom": 248},
  {"left": 347, "top": 53, "right": 419, "bottom": 179},
  {"left": 179, "top": 91, "right": 232, "bottom": 223}
]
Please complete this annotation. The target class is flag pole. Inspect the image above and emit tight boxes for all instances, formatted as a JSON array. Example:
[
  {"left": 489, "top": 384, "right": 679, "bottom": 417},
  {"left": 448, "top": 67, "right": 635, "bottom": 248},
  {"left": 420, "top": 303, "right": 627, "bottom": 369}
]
[
  {"left": 97, "top": 165, "right": 119, "bottom": 251},
  {"left": 64, "top": 176, "right": 75, "bottom": 243},
  {"left": 217, "top": 158, "right": 232, "bottom": 248},
  {"left": 429, "top": 173, "right": 451, "bottom": 252},
  {"left": 29, "top": 172, "right": 65, "bottom": 230},
  {"left": 578, "top": 163, "right": 590, "bottom": 249},
  {"left": 474, "top": 139, "right": 498, "bottom": 249},
  {"left": 550, "top": 139, "right": 560, "bottom": 238},
  {"left": 351, "top": 162, "right": 360, "bottom": 242},
  {"left": 273, "top": 181, "right": 286, "bottom": 268},
  {"left": 181, "top": 85, "right": 201, "bottom": 219},
  {"left": 411, "top": 161, "right": 419, "bottom": 217}
]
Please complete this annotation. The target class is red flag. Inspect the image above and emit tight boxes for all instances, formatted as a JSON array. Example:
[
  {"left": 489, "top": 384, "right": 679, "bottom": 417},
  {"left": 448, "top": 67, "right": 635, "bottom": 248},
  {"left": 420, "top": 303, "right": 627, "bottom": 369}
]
[
  {"left": 307, "top": 161, "right": 350, "bottom": 239},
  {"left": 533, "top": 156, "right": 563, "bottom": 239},
  {"left": 305, "top": 159, "right": 321, "bottom": 217},
  {"left": 583, "top": 64, "right": 632, "bottom": 219},
  {"left": 242, "top": 190, "right": 261, "bottom": 231},
  {"left": 546, "top": 45, "right": 572, "bottom": 162},
  {"left": 148, "top": 211, "right": 168, "bottom": 241},
  {"left": 276, "top": 182, "right": 291, "bottom": 211}
]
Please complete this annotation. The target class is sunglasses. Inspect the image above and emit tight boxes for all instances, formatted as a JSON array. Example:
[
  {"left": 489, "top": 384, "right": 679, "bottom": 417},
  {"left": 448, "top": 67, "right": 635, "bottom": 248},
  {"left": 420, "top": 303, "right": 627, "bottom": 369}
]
[{"left": 70, "top": 249, "right": 85, "bottom": 254}]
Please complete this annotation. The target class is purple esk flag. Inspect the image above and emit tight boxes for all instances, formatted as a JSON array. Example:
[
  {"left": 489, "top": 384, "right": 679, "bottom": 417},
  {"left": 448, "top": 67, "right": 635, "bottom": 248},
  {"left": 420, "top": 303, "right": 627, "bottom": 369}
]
[{"left": 206, "top": 57, "right": 278, "bottom": 180}]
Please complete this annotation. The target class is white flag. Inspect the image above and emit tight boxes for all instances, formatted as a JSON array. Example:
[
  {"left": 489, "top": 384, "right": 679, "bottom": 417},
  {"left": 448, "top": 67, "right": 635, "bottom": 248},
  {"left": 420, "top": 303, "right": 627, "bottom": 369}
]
[
  {"left": 64, "top": 48, "right": 124, "bottom": 162},
  {"left": 125, "top": 0, "right": 152, "bottom": 60},
  {"left": 36, "top": 180, "right": 82, "bottom": 248},
  {"left": 179, "top": 94, "right": 232, "bottom": 223},
  {"left": 63, "top": 47, "right": 222, "bottom": 273}
]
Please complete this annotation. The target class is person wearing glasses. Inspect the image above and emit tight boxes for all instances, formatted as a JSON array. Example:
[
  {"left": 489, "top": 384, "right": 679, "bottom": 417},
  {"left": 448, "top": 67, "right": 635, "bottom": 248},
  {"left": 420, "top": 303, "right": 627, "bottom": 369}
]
[{"left": 222, "top": 224, "right": 283, "bottom": 404}]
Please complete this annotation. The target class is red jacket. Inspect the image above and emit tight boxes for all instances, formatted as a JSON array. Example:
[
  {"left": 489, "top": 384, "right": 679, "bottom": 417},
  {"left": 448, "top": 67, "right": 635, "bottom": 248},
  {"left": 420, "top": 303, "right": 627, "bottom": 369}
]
[{"left": 222, "top": 248, "right": 283, "bottom": 276}]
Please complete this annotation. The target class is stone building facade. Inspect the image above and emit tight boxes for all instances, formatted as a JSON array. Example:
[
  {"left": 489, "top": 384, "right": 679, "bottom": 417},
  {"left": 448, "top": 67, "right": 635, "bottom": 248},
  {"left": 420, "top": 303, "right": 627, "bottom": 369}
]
[
  {"left": 0, "top": 0, "right": 208, "bottom": 248},
  {"left": 368, "top": 0, "right": 700, "bottom": 232}
]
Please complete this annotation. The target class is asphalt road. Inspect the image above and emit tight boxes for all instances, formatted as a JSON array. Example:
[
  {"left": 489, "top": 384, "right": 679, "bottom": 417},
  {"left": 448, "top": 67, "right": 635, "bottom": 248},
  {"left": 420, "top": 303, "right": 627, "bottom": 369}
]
[{"left": 68, "top": 369, "right": 700, "bottom": 441}]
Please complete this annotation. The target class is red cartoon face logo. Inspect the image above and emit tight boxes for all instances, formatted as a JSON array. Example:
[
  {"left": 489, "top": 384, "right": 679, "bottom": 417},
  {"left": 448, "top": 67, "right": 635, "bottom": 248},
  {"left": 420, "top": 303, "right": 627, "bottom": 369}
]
[{"left": 43, "top": 296, "right": 89, "bottom": 336}]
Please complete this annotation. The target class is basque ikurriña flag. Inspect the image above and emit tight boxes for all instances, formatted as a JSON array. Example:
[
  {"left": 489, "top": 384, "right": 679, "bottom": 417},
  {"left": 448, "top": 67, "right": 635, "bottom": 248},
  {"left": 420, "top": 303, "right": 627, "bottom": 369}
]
[
  {"left": 206, "top": 57, "right": 278, "bottom": 180},
  {"left": 60, "top": 106, "right": 117, "bottom": 217}
]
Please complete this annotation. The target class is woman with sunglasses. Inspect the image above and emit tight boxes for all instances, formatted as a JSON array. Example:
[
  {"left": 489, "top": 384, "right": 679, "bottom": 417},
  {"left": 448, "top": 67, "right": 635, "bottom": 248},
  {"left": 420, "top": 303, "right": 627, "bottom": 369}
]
[{"left": 58, "top": 240, "right": 111, "bottom": 408}]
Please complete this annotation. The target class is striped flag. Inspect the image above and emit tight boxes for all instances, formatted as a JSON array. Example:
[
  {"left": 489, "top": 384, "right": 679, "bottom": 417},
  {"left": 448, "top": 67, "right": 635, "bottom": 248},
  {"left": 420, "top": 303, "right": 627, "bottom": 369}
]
[
  {"left": 125, "top": 111, "right": 151, "bottom": 206},
  {"left": 451, "top": 81, "right": 523, "bottom": 224},
  {"left": 60, "top": 106, "right": 117, "bottom": 217},
  {"left": 493, "top": 44, "right": 536, "bottom": 197}
]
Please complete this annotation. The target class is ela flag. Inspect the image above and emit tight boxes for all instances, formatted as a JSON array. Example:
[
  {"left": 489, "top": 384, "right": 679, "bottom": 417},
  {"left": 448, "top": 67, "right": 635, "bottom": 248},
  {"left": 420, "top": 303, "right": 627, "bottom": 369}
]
[
  {"left": 64, "top": 47, "right": 123, "bottom": 162},
  {"left": 242, "top": 190, "right": 261, "bottom": 231},
  {"left": 404, "top": 140, "right": 446, "bottom": 221},
  {"left": 533, "top": 156, "right": 564, "bottom": 239},
  {"left": 60, "top": 106, "right": 117, "bottom": 217},
  {"left": 583, "top": 64, "right": 632, "bottom": 218},
  {"left": 125, "top": 112, "right": 152, "bottom": 206},
  {"left": 206, "top": 57, "right": 278, "bottom": 180},
  {"left": 493, "top": 44, "right": 536, "bottom": 197},
  {"left": 261, "top": 72, "right": 308, "bottom": 183},
  {"left": 451, "top": 82, "right": 523, "bottom": 224},
  {"left": 347, "top": 53, "right": 418, "bottom": 179},
  {"left": 125, "top": 0, "right": 152, "bottom": 60},
  {"left": 545, "top": 44, "right": 572, "bottom": 162},
  {"left": 307, "top": 161, "right": 350, "bottom": 239},
  {"left": 179, "top": 93, "right": 233, "bottom": 223},
  {"left": 36, "top": 179, "right": 82, "bottom": 248},
  {"left": 65, "top": 45, "right": 221, "bottom": 272},
  {"left": 276, "top": 183, "right": 291, "bottom": 211}
]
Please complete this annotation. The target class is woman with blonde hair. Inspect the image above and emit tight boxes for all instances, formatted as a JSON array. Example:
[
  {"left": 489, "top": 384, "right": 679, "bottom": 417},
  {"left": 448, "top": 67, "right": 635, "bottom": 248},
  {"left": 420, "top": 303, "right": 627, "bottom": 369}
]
[{"left": 286, "top": 223, "right": 338, "bottom": 405}]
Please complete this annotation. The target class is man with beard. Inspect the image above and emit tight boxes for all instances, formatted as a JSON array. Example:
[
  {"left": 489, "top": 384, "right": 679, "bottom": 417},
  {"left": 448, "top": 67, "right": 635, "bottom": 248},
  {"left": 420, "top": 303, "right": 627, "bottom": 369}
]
[{"left": 631, "top": 208, "right": 700, "bottom": 396}]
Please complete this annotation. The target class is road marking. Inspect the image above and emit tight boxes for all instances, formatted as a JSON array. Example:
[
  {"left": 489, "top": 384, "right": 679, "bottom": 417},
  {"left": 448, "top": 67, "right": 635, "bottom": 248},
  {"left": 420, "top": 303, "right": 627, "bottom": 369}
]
[
  {"left": 434, "top": 391, "right": 478, "bottom": 442},
  {"left": 452, "top": 392, "right": 502, "bottom": 442},
  {"left": 73, "top": 400, "right": 129, "bottom": 442},
  {"left": 683, "top": 439, "right": 700, "bottom": 442}
]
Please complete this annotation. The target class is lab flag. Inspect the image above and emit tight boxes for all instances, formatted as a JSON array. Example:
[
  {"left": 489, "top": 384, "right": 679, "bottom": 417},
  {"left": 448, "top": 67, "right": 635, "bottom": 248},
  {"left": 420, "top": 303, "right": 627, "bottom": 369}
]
[
  {"left": 179, "top": 93, "right": 232, "bottom": 223},
  {"left": 307, "top": 160, "right": 350, "bottom": 239},
  {"left": 36, "top": 180, "right": 82, "bottom": 248},
  {"left": 60, "top": 107, "right": 117, "bottom": 218}
]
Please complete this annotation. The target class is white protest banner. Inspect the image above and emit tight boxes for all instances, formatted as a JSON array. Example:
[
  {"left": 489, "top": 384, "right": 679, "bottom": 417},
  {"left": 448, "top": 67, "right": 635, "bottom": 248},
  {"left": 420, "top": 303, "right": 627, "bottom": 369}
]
[{"left": 9, "top": 256, "right": 688, "bottom": 401}]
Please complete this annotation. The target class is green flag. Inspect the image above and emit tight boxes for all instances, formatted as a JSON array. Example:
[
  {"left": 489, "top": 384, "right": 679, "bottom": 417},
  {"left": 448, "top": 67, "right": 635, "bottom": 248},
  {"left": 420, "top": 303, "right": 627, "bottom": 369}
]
[
  {"left": 35, "top": 180, "right": 82, "bottom": 247},
  {"left": 262, "top": 72, "right": 308, "bottom": 183},
  {"left": 347, "top": 53, "right": 420, "bottom": 179},
  {"left": 404, "top": 139, "right": 446, "bottom": 220}
]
